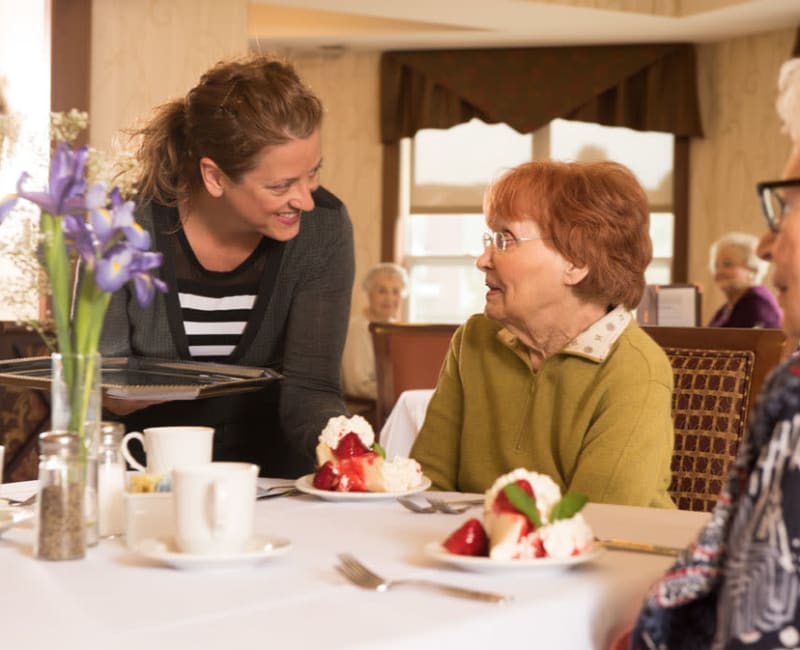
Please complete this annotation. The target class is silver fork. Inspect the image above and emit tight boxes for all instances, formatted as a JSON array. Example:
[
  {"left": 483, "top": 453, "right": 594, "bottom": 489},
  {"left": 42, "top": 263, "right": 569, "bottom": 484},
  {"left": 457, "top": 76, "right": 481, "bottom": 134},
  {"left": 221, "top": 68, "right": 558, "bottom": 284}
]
[
  {"left": 425, "top": 496, "right": 483, "bottom": 514},
  {"left": 336, "top": 553, "right": 511, "bottom": 603},
  {"left": 396, "top": 496, "right": 482, "bottom": 514}
]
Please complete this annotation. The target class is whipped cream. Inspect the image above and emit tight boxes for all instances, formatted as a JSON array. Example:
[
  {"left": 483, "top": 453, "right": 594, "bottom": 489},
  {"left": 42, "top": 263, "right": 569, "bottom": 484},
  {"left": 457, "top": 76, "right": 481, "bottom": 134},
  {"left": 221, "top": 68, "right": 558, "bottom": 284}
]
[
  {"left": 539, "top": 513, "right": 593, "bottom": 559},
  {"left": 484, "top": 468, "right": 562, "bottom": 524},
  {"left": 318, "top": 415, "right": 375, "bottom": 450},
  {"left": 381, "top": 456, "right": 423, "bottom": 492}
]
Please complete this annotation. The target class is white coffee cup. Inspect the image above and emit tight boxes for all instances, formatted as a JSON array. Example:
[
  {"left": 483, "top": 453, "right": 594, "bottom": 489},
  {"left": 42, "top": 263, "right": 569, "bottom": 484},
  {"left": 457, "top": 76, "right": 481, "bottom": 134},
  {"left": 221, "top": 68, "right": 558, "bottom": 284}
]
[
  {"left": 172, "top": 462, "right": 259, "bottom": 555},
  {"left": 121, "top": 426, "right": 214, "bottom": 475}
]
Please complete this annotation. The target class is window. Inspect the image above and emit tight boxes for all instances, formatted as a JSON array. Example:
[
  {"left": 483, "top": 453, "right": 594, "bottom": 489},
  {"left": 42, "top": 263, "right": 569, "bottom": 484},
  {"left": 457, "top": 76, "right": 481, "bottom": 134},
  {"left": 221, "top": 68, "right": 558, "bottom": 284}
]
[{"left": 401, "top": 118, "right": 675, "bottom": 323}]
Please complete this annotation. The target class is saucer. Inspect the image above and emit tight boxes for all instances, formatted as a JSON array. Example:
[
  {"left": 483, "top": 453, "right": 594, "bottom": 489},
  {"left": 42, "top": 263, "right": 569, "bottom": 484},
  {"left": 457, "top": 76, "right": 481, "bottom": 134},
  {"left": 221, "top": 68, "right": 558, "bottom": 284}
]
[
  {"left": 295, "top": 474, "right": 432, "bottom": 501},
  {"left": 0, "top": 507, "right": 35, "bottom": 537},
  {"left": 424, "top": 542, "right": 605, "bottom": 572},
  {"left": 133, "top": 534, "right": 291, "bottom": 570}
]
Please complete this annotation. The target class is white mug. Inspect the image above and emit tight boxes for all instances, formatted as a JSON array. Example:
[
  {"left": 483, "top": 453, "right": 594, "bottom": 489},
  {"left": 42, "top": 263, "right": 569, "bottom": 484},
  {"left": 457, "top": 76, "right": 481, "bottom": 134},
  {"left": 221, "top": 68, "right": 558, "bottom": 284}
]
[
  {"left": 121, "top": 426, "right": 214, "bottom": 475},
  {"left": 172, "top": 462, "right": 259, "bottom": 555}
]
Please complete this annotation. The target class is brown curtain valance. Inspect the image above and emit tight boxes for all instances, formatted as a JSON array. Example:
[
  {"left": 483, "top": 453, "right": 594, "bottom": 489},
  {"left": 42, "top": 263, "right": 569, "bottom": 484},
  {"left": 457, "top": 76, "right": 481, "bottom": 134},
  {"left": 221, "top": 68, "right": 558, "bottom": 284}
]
[{"left": 380, "top": 43, "right": 703, "bottom": 143}]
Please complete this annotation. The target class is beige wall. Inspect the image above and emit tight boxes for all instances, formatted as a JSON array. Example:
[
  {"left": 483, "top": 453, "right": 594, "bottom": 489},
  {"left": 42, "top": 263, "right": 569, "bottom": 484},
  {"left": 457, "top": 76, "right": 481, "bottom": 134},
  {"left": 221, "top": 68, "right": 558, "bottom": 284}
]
[
  {"left": 692, "top": 28, "right": 796, "bottom": 320},
  {"left": 90, "top": 0, "right": 249, "bottom": 152},
  {"left": 288, "top": 51, "right": 383, "bottom": 318}
]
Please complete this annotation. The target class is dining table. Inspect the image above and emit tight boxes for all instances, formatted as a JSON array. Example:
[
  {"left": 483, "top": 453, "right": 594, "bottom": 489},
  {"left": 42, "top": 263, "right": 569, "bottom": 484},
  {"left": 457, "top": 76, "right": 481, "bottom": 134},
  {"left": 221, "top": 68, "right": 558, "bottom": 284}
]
[{"left": 0, "top": 478, "right": 709, "bottom": 650}]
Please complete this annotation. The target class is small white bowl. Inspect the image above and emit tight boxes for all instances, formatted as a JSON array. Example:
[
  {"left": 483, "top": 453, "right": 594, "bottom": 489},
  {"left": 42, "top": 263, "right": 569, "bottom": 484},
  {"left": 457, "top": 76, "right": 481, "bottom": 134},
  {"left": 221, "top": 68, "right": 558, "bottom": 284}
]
[{"left": 124, "top": 492, "right": 174, "bottom": 549}]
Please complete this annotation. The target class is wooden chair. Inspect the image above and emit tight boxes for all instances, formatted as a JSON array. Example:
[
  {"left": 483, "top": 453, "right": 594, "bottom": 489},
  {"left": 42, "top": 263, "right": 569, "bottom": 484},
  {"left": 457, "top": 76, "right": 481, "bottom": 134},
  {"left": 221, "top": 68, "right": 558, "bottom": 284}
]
[
  {"left": 369, "top": 322, "right": 458, "bottom": 431},
  {"left": 642, "top": 326, "right": 786, "bottom": 512}
]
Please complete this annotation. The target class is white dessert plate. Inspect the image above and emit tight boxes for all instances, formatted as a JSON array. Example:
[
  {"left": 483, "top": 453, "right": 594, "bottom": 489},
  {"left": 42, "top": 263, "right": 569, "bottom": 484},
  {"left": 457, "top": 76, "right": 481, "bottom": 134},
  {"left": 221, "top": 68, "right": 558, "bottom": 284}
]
[
  {"left": 424, "top": 541, "right": 605, "bottom": 572},
  {"left": 294, "top": 473, "right": 432, "bottom": 501},
  {"left": 0, "top": 507, "right": 35, "bottom": 537},
  {"left": 132, "top": 534, "right": 291, "bottom": 570}
]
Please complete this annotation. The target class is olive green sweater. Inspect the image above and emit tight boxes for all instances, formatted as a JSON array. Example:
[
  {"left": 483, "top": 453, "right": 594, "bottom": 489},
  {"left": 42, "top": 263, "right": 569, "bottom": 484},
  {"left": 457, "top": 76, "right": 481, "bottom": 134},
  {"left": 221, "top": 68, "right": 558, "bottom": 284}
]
[{"left": 410, "top": 313, "right": 676, "bottom": 508}]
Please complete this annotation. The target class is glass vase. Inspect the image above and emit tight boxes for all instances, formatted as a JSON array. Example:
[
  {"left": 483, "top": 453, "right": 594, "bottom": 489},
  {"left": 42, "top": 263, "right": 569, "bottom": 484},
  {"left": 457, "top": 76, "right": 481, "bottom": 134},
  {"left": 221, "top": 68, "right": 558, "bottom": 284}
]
[{"left": 50, "top": 352, "right": 101, "bottom": 547}]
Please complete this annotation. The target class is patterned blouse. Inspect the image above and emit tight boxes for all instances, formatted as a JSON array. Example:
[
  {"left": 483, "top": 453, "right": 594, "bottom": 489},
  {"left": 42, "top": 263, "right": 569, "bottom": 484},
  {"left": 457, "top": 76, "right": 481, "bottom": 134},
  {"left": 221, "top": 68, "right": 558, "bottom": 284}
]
[{"left": 630, "top": 354, "right": 800, "bottom": 649}]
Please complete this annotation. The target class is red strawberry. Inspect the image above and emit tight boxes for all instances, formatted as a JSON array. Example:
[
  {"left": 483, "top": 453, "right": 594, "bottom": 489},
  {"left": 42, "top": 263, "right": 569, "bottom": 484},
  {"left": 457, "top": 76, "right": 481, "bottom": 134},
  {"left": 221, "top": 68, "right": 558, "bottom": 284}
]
[
  {"left": 337, "top": 457, "right": 368, "bottom": 492},
  {"left": 313, "top": 461, "right": 339, "bottom": 490},
  {"left": 442, "top": 518, "right": 489, "bottom": 556},
  {"left": 493, "top": 479, "right": 534, "bottom": 514},
  {"left": 334, "top": 432, "right": 370, "bottom": 459}
]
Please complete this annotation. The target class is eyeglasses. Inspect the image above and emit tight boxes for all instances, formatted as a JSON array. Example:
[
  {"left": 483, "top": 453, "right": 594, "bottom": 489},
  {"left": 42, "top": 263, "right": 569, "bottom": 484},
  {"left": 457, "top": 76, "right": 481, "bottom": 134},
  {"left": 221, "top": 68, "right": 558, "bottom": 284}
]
[
  {"left": 757, "top": 177, "right": 800, "bottom": 233},
  {"left": 482, "top": 232, "right": 550, "bottom": 253}
]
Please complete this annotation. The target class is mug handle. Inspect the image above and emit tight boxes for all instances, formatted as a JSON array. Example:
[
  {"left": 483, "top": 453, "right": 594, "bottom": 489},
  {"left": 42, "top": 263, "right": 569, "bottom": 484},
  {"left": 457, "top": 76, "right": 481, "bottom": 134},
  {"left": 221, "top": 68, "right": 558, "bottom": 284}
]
[
  {"left": 121, "top": 431, "right": 147, "bottom": 472},
  {"left": 210, "top": 480, "right": 231, "bottom": 538}
]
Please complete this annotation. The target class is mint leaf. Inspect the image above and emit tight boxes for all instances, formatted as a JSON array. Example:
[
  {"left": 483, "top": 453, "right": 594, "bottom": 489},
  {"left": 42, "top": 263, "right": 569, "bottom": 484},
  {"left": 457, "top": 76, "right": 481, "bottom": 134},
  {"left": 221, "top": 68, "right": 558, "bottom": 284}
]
[
  {"left": 503, "top": 484, "right": 543, "bottom": 528},
  {"left": 372, "top": 442, "right": 386, "bottom": 459},
  {"left": 550, "top": 493, "right": 588, "bottom": 521}
]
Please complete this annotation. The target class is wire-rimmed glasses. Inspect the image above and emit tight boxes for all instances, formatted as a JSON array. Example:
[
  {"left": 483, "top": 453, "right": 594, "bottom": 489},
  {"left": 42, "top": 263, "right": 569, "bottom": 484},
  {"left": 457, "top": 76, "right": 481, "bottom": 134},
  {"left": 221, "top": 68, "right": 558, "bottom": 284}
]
[
  {"left": 482, "top": 231, "right": 550, "bottom": 253},
  {"left": 757, "top": 178, "right": 800, "bottom": 233}
]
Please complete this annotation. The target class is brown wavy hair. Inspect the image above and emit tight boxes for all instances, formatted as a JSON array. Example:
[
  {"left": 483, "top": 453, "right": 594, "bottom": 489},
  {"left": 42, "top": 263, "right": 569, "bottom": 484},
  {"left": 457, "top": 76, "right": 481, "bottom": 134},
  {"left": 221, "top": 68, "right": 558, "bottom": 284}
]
[
  {"left": 484, "top": 160, "right": 652, "bottom": 309},
  {"left": 132, "top": 55, "right": 323, "bottom": 207}
]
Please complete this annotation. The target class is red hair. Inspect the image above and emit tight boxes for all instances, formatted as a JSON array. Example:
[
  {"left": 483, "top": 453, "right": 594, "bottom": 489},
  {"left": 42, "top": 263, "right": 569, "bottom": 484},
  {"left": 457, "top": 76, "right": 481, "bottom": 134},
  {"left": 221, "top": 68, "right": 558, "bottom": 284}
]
[{"left": 484, "top": 160, "right": 652, "bottom": 308}]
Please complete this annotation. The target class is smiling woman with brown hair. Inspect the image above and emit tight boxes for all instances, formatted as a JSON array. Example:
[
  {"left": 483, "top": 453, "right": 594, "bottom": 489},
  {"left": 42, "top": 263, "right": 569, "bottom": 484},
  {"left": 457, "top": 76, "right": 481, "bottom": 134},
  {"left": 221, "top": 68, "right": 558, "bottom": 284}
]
[
  {"left": 410, "top": 160, "right": 675, "bottom": 507},
  {"left": 100, "top": 55, "right": 355, "bottom": 478}
]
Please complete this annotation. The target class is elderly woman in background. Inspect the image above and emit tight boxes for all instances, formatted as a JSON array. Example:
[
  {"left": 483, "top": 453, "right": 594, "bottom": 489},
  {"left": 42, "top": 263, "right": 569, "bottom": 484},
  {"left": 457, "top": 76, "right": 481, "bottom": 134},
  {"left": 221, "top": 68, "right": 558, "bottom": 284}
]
[
  {"left": 707, "top": 231, "right": 781, "bottom": 328},
  {"left": 410, "top": 160, "right": 675, "bottom": 507},
  {"left": 341, "top": 262, "right": 408, "bottom": 401},
  {"left": 618, "top": 57, "right": 800, "bottom": 650}
]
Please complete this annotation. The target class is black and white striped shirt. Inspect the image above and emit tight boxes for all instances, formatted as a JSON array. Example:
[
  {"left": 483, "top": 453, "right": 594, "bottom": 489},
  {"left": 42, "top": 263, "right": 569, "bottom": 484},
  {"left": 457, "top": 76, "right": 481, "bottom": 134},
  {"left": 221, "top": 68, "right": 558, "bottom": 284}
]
[{"left": 175, "top": 232, "right": 268, "bottom": 363}]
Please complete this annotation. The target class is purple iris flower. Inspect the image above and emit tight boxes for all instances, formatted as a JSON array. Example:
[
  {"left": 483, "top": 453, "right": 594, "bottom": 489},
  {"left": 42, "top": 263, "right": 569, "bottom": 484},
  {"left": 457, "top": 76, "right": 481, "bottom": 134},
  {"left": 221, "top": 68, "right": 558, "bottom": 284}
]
[
  {"left": 95, "top": 243, "right": 135, "bottom": 293},
  {"left": 132, "top": 271, "right": 168, "bottom": 307},
  {"left": 90, "top": 187, "right": 149, "bottom": 251},
  {"left": 95, "top": 243, "right": 165, "bottom": 306},
  {"left": 15, "top": 144, "right": 98, "bottom": 216},
  {"left": 62, "top": 214, "right": 99, "bottom": 267}
]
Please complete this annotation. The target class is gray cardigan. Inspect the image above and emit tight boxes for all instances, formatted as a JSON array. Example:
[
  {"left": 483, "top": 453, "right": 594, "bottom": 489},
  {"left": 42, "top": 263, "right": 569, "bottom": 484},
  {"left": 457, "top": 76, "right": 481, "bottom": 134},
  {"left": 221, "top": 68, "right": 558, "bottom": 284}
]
[{"left": 100, "top": 186, "right": 355, "bottom": 477}]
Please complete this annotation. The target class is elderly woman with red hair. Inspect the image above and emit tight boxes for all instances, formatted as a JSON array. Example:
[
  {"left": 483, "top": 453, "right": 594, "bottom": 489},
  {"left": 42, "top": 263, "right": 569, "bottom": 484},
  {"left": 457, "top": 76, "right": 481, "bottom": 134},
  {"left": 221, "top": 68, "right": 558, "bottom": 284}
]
[{"left": 410, "top": 160, "right": 675, "bottom": 507}]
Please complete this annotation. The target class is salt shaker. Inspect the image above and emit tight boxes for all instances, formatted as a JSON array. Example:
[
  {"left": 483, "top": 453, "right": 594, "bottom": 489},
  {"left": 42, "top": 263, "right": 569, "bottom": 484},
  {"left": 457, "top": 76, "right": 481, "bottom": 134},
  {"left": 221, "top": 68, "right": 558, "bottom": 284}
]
[
  {"left": 97, "top": 422, "right": 126, "bottom": 538},
  {"left": 35, "top": 431, "right": 86, "bottom": 560}
]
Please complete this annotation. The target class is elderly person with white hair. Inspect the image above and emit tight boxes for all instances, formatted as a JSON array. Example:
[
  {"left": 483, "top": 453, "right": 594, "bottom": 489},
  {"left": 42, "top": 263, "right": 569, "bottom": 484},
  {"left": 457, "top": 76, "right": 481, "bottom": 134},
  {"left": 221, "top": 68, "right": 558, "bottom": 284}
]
[
  {"left": 341, "top": 262, "right": 408, "bottom": 401},
  {"left": 707, "top": 231, "right": 781, "bottom": 328},
  {"left": 611, "top": 56, "right": 800, "bottom": 650}
]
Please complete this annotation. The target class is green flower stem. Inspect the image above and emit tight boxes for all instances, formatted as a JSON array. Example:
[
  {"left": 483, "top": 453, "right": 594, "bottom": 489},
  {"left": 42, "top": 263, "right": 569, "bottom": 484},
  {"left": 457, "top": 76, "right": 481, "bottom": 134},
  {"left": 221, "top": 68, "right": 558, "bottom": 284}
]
[
  {"left": 40, "top": 212, "right": 73, "bottom": 359},
  {"left": 42, "top": 212, "right": 111, "bottom": 454}
]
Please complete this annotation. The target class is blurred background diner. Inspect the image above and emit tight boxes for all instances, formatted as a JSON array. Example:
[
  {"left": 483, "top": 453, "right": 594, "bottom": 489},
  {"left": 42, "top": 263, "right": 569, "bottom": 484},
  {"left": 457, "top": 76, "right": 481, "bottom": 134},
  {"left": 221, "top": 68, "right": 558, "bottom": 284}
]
[
  {"left": 707, "top": 231, "right": 781, "bottom": 328},
  {"left": 342, "top": 262, "right": 408, "bottom": 401},
  {"left": 614, "top": 54, "right": 800, "bottom": 650}
]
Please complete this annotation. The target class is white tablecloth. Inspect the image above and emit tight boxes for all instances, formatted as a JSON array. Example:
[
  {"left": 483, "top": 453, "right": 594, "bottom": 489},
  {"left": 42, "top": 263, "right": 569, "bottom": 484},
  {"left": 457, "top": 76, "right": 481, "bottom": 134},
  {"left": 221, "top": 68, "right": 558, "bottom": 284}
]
[
  {"left": 379, "top": 389, "right": 434, "bottom": 459},
  {"left": 0, "top": 479, "right": 708, "bottom": 650}
]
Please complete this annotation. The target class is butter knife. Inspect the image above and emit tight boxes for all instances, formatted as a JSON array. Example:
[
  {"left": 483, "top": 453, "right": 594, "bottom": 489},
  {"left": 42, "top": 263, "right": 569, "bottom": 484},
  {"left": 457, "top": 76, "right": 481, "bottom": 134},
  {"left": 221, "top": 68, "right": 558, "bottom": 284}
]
[{"left": 597, "top": 538, "right": 682, "bottom": 557}]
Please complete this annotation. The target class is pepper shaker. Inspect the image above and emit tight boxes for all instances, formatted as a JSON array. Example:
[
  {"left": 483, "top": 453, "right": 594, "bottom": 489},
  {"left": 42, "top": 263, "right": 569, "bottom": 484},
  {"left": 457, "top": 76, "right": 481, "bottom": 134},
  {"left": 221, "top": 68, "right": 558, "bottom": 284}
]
[{"left": 35, "top": 431, "right": 86, "bottom": 560}]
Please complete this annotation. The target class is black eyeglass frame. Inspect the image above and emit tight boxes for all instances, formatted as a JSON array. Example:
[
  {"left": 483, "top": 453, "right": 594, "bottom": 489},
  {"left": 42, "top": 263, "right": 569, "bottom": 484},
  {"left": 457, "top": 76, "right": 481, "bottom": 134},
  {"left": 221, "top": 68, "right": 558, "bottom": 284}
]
[{"left": 756, "top": 177, "right": 800, "bottom": 233}]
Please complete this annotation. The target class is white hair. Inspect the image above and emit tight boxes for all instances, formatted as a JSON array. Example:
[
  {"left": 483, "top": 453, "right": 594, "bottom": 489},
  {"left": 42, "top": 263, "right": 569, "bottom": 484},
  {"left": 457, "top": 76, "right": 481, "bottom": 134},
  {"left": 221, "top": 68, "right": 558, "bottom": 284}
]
[
  {"left": 361, "top": 262, "right": 409, "bottom": 296},
  {"left": 777, "top": 58, "right": 800, "bottom": 144},
  {"left": 709, "top": 232, "right": 769, "bottom": 284}
]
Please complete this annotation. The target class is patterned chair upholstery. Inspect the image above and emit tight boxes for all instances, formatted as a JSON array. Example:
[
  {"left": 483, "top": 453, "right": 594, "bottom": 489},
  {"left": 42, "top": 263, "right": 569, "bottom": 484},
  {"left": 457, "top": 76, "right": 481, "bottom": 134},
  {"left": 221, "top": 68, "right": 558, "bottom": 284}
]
[
  {"left": 0, "top": 323, "right": 51, "bottom": 482},
  {"left": 643, "top": 326, "right": 786, "bottom": 512},
  {"left": 664, "top": 347, "right": 753, "bottom": 512}
]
